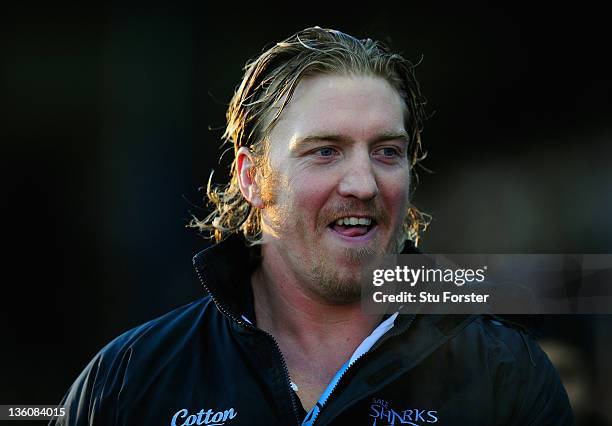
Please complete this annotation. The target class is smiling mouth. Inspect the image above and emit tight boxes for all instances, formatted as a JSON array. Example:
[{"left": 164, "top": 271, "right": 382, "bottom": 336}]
[{"left": 328, "top": 216, "right": 377, "bottom": 238}]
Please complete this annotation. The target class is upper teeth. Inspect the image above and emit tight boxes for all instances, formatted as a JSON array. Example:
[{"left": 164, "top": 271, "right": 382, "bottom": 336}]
[{"left": 335, "top": 217, "right": 372, "bottom": 226}]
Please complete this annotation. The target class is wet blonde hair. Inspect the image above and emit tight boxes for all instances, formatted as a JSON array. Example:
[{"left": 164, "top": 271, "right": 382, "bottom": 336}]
[{"left": 189, "top": 27, "right": 431, "bottom": 247}]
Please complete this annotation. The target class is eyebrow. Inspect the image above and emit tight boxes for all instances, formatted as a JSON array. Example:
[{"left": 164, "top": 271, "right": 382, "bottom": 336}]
[{"left": 291, "top": 131, "right": 410, "bottom": 148}]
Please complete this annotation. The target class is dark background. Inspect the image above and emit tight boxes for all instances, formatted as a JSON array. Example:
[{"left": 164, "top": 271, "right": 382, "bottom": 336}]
[{"left": 2, "top": 3, "right": 611, "bottom": 424}]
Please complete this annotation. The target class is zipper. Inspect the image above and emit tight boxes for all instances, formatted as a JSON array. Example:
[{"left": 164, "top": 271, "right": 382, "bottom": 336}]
[
  {"left": 193, "top": 263, "right": 302, "bottom": 426},
  {"left": 308, "top": 313, "right": 416, "bottom": 425}
]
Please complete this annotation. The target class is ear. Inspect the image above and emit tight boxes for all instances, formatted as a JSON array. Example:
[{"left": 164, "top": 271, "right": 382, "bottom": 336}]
[{"left": 237, "top": 147, "right": 264, "bottom": 209}]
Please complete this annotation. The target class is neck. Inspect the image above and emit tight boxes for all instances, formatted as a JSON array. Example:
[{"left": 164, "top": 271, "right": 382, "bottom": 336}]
[{"left": 251, "top": 243, "right": 381, "bottom": 352}]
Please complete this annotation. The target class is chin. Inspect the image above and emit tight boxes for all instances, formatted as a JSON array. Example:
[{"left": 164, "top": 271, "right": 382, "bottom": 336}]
[
  {"left": 314, "top": 277, "right": 362, "bottom": 304},
  {"left": 307, "top": 255, "right": 362, "bottom": 303}
]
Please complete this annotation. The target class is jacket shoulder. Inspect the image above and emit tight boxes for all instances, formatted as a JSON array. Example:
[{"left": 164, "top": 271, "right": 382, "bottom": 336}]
[
  {"left": 469, "top": 315, "right": 574, "bottom": 425},
  {"left": 51, "top": 296, "right": 216, "bottom": 425},
  {"left": 100, "top": 296, "right": 215, "bottom": 357}
]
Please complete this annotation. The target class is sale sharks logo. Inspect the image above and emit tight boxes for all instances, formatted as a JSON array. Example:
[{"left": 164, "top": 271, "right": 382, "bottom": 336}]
[{"left": 369, "top": 398, "right": 438, "bottom": 425}]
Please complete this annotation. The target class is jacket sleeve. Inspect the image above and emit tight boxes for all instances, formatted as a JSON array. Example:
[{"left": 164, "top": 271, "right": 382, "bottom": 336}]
[
  {"left": 485, "top": 319, "right": 575, "bottom": 425},
  {"left": 49, "top": 336, "right": 131, "bottom": 426},
  {"left": 512, "top": 333, "right": 574, "bottom": 425},
  {"left": 49, "top": 354, "right": 106, "bottom": 426}
]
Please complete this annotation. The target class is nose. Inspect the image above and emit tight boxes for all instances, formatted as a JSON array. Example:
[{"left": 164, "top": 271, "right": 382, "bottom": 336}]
[{"left": 337, "top": 152, "right": 379, "bottom": 201}]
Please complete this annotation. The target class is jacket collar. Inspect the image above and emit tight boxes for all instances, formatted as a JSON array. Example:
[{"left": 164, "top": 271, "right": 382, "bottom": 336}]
[{"left": 192, "top": 234, "right": 256, "bottom": 322}]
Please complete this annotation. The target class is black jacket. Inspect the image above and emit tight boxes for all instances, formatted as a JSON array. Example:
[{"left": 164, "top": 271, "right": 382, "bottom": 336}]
[{"left": 52, "top": 236, "right": 574, "bottom": 425}]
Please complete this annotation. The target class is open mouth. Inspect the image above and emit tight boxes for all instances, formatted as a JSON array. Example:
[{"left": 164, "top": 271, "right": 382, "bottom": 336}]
[{"left": 329, "top": 216, "right": 376, "bottom": 238}]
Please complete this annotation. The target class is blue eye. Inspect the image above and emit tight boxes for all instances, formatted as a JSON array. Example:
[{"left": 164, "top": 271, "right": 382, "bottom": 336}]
[
  {"left": 381, "top": 147, "right": 399, "bottom": 157},
  {"left": 318, "top": 147, "right": 335, "bottom": 157}
]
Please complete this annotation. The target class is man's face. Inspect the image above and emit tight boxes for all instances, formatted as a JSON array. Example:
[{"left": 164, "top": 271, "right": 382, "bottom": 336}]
[{"left": 258, "top": 74, "right": 411, "bottom": 303}]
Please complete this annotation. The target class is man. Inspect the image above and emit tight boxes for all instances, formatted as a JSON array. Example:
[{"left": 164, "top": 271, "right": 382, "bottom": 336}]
[{"left": 53, "top": 27, "right": 573, "bottom": 425}]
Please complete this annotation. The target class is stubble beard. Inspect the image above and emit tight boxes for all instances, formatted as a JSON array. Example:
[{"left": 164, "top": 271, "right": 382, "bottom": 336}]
[
  {"left": 271, "top": 210, "right": 399, "bottom": 305},
  {"left": 309, "top": 244, "right": 381, "bottom": 304}
]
